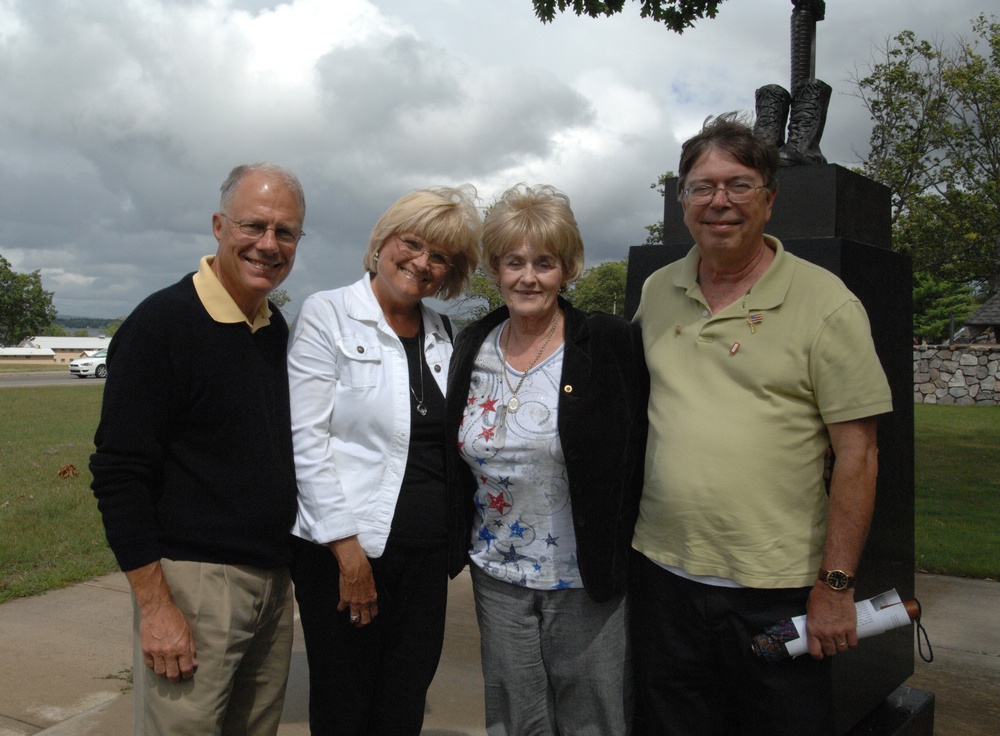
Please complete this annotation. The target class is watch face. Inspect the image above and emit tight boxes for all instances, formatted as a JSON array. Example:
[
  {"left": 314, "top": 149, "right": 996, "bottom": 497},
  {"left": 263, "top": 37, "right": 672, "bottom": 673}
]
[{"left": 827, "top": 570, "right": 849, "bottom": 590}]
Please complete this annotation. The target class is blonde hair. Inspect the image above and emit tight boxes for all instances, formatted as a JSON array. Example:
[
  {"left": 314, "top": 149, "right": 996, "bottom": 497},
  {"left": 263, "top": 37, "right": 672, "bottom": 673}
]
[
  {"left": 363, "top": 186, "right": 482, "bottom": 300},
  {"left": 481, "top": 184, "right": 584, "bottom": 285}
]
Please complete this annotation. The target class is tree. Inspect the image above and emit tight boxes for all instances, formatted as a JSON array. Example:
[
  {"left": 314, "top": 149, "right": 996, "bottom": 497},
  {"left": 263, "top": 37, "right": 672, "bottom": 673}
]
[
  {"left": 39, "top": 322, "right": 70, "bottom": 337},
  {"left": 912, "top": 271, "right": 979, "bottom": 343},
  {"left": 566, "top": 259, "right": 628, "bottom": 315},
  {"left": 0, "top": 254, "right": 58, "bottom": 346},
  {"left": 269, "top": 288, "right": 292, "bottom": 309},
  {"left": 449, "top": 270, "right": 505, "bottom": 326},
  {"left": 643, "top": 172, "right": 676, "bottom": 245},
  {"left": 531, "top": 0, "right": 726, "bottom": 33},
  {"left": 103, "top": 318, "right": 125, "bottom": 337},
  {"left": 850, "top": 15, "right": 1000, "bottom": 293},
  {"left": 268, "top": 288, "right": 293, "bottom": 319}
]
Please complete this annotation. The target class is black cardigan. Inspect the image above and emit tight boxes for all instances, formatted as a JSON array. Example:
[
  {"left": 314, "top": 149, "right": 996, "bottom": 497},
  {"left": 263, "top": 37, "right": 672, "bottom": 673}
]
[
  {"left": 445, "top": 298, "right": 649, "bottom": 602},
  {"left": 90, "top": 275, "right": 298, "bottom": 572}
]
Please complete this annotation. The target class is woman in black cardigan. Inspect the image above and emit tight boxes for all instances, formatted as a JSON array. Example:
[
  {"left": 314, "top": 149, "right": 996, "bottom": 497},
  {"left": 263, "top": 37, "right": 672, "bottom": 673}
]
[{"left": 445, "top": 183, "right": 649, "bottom": 735}]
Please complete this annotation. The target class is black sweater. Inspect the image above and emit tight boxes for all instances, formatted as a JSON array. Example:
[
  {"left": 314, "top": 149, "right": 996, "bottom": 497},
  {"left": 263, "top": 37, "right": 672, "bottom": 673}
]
[
  {"left": 445, "top": 298, "right": 649, "bottom": 602},
  {"left": 90, "top": 275, "right": 297, "bottom": 571}
]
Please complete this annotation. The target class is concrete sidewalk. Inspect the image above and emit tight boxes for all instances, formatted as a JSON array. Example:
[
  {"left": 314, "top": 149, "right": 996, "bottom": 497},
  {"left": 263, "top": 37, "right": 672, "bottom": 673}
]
[{"left": 0, "top": 572, "right": 996, "bottom": 735}]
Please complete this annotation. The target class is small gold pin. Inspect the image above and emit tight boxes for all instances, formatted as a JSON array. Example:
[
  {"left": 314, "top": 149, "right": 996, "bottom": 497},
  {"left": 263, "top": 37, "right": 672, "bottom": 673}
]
[
  {"left": 747, "top": 313, "right": 764, "bottom": 334},
  {"left": 675, "top": 325, "right": 682, "bottom": 335},
  {"left": 730, "top": 342, "right": 740, "bottom": 355}
]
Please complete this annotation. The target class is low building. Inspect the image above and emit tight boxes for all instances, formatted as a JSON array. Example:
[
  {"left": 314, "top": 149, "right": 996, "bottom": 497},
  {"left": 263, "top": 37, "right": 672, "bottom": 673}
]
[
  {"left": 0, "top": 347, "right": 57, "bottom": 365},
  {"left": 12, "top": 336, "right": 112, "bottom": 364}
]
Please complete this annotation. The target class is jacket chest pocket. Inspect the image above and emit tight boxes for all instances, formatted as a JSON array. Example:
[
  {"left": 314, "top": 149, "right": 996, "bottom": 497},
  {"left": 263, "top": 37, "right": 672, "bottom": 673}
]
[{"left": 337, "top": 337, "right": 381, "bottom": 389}]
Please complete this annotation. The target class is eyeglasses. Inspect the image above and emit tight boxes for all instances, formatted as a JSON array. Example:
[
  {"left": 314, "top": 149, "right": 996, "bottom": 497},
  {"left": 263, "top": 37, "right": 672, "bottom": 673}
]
[
  {"left": 395, "top": 235, "right": 453, "bottom": 270},
  {"left": 680, "top": 183, "right": 768, "bottom": 205},
  {"left": 219, "top": 213, "right": 305, "bottom": 246}
]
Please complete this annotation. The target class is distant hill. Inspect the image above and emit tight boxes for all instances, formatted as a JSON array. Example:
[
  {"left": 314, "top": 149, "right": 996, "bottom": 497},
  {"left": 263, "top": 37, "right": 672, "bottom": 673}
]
[{"left": 55, "top": 316, "right": 115, "bottom": 329}]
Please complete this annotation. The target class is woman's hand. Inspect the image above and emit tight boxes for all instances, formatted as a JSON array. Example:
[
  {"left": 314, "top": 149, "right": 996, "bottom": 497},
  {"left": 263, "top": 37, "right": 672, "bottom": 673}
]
[{"left": 329, "top": 536, "right": 379, "bottom": 627}]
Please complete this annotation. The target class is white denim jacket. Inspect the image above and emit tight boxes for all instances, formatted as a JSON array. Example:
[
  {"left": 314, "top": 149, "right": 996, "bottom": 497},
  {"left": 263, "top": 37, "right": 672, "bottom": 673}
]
[{"left": 287, "top": 275, "right": 453, "bottom": 556}]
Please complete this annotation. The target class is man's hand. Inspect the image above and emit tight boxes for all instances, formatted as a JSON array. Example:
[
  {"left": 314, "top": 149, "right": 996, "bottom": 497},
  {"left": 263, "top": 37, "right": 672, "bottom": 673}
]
[
  {"left": 125, "top": 561, "right": 198, "bottom": 681},
  {"left": 805, "top": 582, "right": 857, "bottom": 659},
  {"left": 329, "top": 536, "right": 378, "bottom": 627},
  {"left": 139, "top": 598, "right": 198, "bottom": 680}
]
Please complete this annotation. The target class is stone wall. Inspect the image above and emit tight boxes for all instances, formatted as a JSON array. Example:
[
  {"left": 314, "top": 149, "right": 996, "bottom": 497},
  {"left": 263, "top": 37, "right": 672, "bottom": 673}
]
[{"left": 913, "top": 345, "right": 1000, "bottom": 405}]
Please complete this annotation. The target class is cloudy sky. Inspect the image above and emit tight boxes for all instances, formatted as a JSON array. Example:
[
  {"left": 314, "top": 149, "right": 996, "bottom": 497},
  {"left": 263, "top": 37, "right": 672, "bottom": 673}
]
[{"left": 0, "top": 0, "right": 989, "bottom": 320}]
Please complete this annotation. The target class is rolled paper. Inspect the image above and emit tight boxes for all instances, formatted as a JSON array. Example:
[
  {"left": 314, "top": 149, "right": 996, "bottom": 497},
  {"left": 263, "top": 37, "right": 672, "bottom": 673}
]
[{"left": 751, "top": 589, "right": 920, "bottom": 663}]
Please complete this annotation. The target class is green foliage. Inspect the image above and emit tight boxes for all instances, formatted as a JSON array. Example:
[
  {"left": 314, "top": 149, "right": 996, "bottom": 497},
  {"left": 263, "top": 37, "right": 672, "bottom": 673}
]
[
  {"left": 643, "top": 171, "right": 676, "bottom": 245},
  {"left": 912, "top": 271, "right": 979, "bottom": 343},
  {"left": 449, "top": 269, "right": 505, "bottom": 324},
  {"left": 643, "top": 222, "right": 664, "bottom": 246},
  {"left": 914, "top": 404, "right": 1000, "bottom": 579},
  {"left": 102, "top": 318, "right": 124, "bottom": 337},
  {"left": 852, "top": 31, "right": 948, "bottom": 227},
  {"left": 269, "top": 288, "right": 293, "bottom": 319},
  {"left": 269, "top": 288, "right": 292, "bottom": 309},
  {"left": 0, "top": 254, "right": 58, "bottom": 346},
  {"left": 0, "top": 386, "right": 118, "bottom": 603},
  {"left": 531, "top": 0, "right": 725, "bottom": 33},
  {"left": 39, "top": 322, "right": 70, "bottom": 337},
  {"left": 852, "top": 15, "right": 1000, "bottom": 297},
  {"left": 566, "top": 259, "right": 628, "bottom": 315}
]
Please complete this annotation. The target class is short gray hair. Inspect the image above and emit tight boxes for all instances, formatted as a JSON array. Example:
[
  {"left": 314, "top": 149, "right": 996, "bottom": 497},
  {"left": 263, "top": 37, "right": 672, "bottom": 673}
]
[{"left": 219, "top": 163, "right": 306, "bottom": 215}]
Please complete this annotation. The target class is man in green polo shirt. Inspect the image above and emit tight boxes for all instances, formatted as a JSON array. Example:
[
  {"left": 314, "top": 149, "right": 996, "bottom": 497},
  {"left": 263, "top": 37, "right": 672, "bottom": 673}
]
[{"left": 630, "top": 115, "right": 892, "bottom": 736}]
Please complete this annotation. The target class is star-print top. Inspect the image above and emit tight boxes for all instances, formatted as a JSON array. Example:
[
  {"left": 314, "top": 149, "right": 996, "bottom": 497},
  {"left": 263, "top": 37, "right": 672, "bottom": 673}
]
[{"left": 458, "top": 322, "right": 582, "bottom": 590}]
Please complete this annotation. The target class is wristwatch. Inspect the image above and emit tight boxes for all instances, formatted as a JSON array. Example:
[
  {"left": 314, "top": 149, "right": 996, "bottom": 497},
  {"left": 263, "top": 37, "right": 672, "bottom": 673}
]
[{"left": 817, "top": 568, "right": 856, "bottom": 591}]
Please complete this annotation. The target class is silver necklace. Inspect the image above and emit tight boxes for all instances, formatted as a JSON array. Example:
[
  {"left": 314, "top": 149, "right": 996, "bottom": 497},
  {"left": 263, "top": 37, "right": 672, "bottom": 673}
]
[
  {"left": 501, "top": 312, "right": 561, "bottom": 413},
  {"left": 410, "top": 323, "right": 427, "bottom": 416}
]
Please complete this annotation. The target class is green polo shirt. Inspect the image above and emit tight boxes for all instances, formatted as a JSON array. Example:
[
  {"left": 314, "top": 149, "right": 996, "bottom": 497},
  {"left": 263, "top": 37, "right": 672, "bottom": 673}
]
[{"left": 633, "top": 236, "right": 892, "bottom": 588}]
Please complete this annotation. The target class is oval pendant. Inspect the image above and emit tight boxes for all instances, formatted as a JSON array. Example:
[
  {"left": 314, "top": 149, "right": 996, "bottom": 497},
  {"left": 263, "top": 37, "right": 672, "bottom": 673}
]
[
  {"left": 507, "top": 396, "right": 520, "bottom": 413},
  {"left": 416, "top": 401, "right": 428, "bottom": 416}
]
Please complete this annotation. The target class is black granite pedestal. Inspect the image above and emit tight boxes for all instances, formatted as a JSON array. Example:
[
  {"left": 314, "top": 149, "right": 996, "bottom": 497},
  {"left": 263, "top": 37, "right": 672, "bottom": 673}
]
[{"left": 625, "top": 165, "right": 931, "bottom": 735}]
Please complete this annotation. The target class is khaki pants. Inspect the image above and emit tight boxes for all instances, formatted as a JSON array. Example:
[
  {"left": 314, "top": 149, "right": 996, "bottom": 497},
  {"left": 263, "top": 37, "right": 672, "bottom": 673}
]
[{"left": 132, "top": 560, "right": 294, "bottom": 736}]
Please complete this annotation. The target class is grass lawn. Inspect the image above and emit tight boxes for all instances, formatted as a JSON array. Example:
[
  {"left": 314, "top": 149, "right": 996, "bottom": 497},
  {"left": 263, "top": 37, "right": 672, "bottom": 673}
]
[
  {"left": 914, "top": 403, "right": 1000, "bottom": 580},
  {"left": 0, "top": 385, "right": 118, "bottom": 603},
  {"left": 0, "top": 387, "right": 996, "bottom": 604},
  {"left": 0, "top": 363, "right": 69, "bottom": 373}
]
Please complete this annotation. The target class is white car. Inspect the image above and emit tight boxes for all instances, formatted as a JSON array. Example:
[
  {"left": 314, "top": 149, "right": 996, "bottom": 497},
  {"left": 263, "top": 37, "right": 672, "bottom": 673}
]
[{"left": 69, "top": 349, "right": 108, "bottom": 379}]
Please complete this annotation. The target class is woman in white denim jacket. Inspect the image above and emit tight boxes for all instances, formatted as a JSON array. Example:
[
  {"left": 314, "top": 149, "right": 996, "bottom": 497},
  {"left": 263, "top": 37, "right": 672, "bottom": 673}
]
[{"left": 287, "top": 186, "right": 481, "bottom": 736}]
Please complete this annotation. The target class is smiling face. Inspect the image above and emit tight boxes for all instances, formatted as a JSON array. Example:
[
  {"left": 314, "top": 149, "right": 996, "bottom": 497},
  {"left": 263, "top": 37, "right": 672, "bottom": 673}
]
[
  {"left": 211, "top": 171, "right": 303, "bottom": 319},
  {"left": 681, "top": 147, "right": 775, "bottom": 267},
  {"left": 497, "top": 240, "right": 565, "bottom": 325},
  {"left": 370, "top": 232, "right": 452, "bottom": 310}
]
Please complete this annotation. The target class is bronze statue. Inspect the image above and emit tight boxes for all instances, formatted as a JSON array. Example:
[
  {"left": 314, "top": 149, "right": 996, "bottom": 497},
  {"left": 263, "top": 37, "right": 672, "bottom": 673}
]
[{"left": 754, "top": 1, "right": 831, "bottom": 165}]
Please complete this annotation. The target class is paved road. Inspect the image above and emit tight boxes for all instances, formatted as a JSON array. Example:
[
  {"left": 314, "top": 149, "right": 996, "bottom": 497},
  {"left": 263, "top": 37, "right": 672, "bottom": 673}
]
[{"left": 0, "top": 371, "right": 103, "bottom": 388}]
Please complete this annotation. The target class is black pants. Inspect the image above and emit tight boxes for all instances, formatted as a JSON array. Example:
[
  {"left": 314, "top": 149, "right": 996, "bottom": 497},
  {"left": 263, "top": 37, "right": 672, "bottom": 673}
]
[
  {"left": 630, "top": 552, "right": 834, "bottom": 736},
  {"left": 290, "top": 536, "right": 449, "bottom": 736}
]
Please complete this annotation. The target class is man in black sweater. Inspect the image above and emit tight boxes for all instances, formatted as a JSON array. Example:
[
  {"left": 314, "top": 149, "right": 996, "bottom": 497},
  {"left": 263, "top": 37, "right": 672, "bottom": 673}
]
[{"left": 91, "top": 163, "right": 305, "bottom": 735}]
